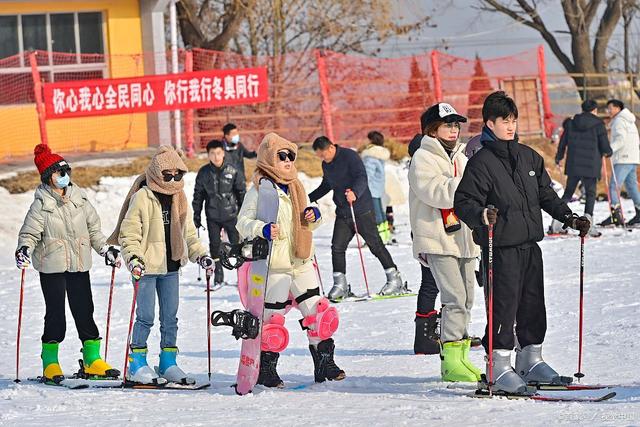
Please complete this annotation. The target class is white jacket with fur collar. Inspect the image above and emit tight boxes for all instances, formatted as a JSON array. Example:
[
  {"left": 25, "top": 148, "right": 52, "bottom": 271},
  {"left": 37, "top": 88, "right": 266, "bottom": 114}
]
[{"left": 408, "top": 136, "right": 480, "bottom": 260}]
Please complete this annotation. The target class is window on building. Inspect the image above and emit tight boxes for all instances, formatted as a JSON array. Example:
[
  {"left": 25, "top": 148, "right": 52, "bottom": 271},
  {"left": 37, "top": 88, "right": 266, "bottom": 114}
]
[{"left": 0, "top": 11, "right": 106, "bottom": 105}]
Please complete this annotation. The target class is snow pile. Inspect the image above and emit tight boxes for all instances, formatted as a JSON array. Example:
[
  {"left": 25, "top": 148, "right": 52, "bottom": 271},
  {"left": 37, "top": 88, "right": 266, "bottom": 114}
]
[{"left": 0, "top": 161, "right": 638, "bottom": 426}]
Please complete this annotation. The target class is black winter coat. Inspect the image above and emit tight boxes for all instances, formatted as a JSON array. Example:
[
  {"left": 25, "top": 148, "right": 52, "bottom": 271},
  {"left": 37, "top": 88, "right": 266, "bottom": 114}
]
[
  {"left": 309, "top": 145, "right": 374, "bottom": 218},
  {"left": 223, "top": 140, "right": 257, "bottom": 178},
  {"left": 454, "top": 127, "right": 572, "bottom": 248},
  {"left": 192, "top": 160, "right": 246, "bottom": 224},
  {"left": 555, "top": 112, "right": 612, "bottom": 178}
]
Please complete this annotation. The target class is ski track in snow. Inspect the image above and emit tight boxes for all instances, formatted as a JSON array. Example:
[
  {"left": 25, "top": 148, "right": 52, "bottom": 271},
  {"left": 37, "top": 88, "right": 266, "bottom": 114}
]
[{"left": 0, "top": 165, "right": 639, "bottom": 426}]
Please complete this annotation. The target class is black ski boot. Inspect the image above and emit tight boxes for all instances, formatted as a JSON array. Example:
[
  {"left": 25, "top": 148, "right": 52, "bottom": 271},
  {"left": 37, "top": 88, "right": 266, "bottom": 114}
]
[
  {"left": 309, "top": 338, "right": 346, "bottom": 383},
  {"left": 214, "top": 261, "right": 225, "bottom": 287},
  {"left": 256, "top": 351, "right": 284, "bottom": 388},
  {"left": 413, "top": 311, "right": 440, "bottom": 355},
  {"left": 599, "top": 206, "right": 624, "bottom": 226},
  {"left": 628, "top": 206, "right": 640, "bottom": 226}
]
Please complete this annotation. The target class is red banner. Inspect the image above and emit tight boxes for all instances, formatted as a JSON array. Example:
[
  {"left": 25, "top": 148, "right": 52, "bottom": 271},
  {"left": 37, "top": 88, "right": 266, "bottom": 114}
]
[{"left": 42, "top": 67, "right": 268, "bottom": 119}]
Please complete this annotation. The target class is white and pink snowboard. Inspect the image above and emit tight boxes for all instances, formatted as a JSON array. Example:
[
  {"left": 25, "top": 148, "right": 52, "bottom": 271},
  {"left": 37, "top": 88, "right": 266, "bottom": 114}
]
[{"left": 235, "top": 178, "right": 279, "bottom": 395}]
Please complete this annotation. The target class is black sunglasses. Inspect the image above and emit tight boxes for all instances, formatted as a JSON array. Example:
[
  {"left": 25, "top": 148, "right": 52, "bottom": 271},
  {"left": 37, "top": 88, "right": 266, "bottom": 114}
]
[
  {"left": 162, "top": 171, "right": 185, "bottom": 182},
  {"left": 277, "top": 150, "right": 296, "bottom": 162}
]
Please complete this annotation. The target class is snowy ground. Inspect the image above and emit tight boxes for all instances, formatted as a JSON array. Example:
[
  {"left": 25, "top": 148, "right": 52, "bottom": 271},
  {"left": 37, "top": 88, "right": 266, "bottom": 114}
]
[{"left": 0, "top": 163, "right": 639, "bottom": 426}]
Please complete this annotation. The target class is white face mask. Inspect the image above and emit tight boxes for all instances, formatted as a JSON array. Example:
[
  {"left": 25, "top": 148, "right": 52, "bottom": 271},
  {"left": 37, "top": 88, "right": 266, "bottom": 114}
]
[{"left": 230, "top": 134, "right": 240, "bottom": 144}]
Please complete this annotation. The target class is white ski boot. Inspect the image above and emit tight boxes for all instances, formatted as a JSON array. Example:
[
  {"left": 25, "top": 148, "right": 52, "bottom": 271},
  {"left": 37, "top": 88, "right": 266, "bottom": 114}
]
[
  {"left": 127, "top": 347, "right": 167, "bottom": 385},
  {"left": 487, "top": 350, "right": 529, "bottom": 394},
  {"left": 378, "top": 268, "right": 407, "bottom": 296},
  {"left": 328, "top": 272, "right": 350, "bottom": 301},
  {"left": 155, "top": 347, "right": 195, "bottom": 385},
  {"left": 585, "top": 214, "right": 601, "bottom": 238},
  {"left": 515, "top": 344, "right": 571, "bottom": 386},
  {"left": 548, "top": 218, "right": 566, "bottom": 235}
]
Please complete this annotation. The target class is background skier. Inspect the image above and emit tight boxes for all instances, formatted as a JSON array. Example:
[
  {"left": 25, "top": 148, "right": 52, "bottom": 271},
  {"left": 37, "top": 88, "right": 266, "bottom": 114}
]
[
  {"left": 309, "top": 136, "right": 406, "bottom": 299},
  {"left": 193, "top": 139, "right": 246, "bottom": 287}
]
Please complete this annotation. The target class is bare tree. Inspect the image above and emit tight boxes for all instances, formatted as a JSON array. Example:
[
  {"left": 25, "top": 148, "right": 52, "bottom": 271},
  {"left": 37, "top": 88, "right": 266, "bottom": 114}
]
[
  {"left": 479, "top": 0, "right": 623, "bottom": 101},
  {"left": 176, "top": 0, "right": 254, "bottom": 50}
]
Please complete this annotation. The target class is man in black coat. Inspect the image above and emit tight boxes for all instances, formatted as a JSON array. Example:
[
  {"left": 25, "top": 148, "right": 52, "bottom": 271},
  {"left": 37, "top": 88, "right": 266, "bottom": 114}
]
[
  {"left": 193, "top": 139, "right": 246, "bottom": 286},
  {"left": 222, "top": 123, "right": 257, "bottom": 178},
  {"left": 553, "top": 99, "right": 612, "bottom": 235},
  {"left": 454, "top": 91, "right": 590, "bottom": 394},
  {"left": 309, "top": 136, "right": 405, "bottom": 300}
]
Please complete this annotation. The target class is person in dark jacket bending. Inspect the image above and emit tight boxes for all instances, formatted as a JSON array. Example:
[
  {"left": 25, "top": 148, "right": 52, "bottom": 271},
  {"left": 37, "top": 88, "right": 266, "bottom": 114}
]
[
  {"left": 193, "top": 139, "right": 246, "bottom": 286},
  {"left": 309, "top": 136, "right": 406, "bottom": 300},
  {"left": 454, "top": 91, "right": 591, "bottom": 394},
  {"left": 552, "top": 99, "right": 612, "bottom": 236}
]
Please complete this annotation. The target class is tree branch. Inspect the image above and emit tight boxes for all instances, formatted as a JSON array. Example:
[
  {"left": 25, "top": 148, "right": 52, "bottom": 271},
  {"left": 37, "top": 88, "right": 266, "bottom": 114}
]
[{"left": 593, "top": 0, "right": 622, "bottom": 71}]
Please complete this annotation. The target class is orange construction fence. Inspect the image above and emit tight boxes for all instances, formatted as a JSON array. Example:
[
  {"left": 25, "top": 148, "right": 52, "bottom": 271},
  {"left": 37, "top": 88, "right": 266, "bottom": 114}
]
[{"left": 1, "top": 46, "right": 552, "bottom": 161}]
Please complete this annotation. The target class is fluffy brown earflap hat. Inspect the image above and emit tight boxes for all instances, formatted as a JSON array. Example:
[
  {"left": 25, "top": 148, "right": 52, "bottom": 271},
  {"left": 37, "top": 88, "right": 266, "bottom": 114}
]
[
  {"left": 108, "top": 146, "right": 189, "bottom": 262},
  {"left": 253, "top": 133, "right": 312, "bottom": 260}
]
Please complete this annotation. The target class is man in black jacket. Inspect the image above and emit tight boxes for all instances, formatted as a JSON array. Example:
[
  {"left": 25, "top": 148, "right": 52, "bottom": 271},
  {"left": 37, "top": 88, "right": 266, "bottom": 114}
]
[
  {"left": 222, "top": 123, "right": 257, "bottom": 179},
  {"left": 309, "top": 136, "right": 406, "bottom": 300},
  {"left": 454, "top": 91, "right": 590, "bottom": 394},
  {"left": 193, "top": 139, "right": 246, "bottom": 286},
  {"left": 552, "top": 100, "right": 612, "bottom": 236}
]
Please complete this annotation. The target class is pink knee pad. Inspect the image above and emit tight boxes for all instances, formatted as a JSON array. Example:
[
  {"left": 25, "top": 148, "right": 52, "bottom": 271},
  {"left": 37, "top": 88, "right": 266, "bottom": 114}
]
[
  {"left": 301, "top": 298, "right": 339, "bottom": 340},
  {"left": 261, "top": 313, "right": 289, "bottom": 352}
]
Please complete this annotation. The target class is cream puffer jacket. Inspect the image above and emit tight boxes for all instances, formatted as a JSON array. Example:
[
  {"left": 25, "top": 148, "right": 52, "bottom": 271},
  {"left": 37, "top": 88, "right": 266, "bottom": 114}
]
[
  {"left": 118, "top": 186, "right": 207, "bottom": 274},
  {"left": 236, "top": 183, "right": 322, "bottom": 272},
  {"left": 17, "top": 184, "right": 106, "bottom": 274},
  {"left": 408, "top": 136, "right": 480, "bottom": 259},
  {"left": 610, "top": 108, "right": 640, "bottom": 165}
]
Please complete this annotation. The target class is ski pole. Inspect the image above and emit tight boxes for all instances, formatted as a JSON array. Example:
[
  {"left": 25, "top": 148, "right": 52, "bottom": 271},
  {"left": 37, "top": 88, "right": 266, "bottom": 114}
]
[
  {"left": 122, "top": 278, "right": 140, "bottom": 382},
  {"left": 197, "top": 228, "right": 202, "bottom": 282},
  {"left": 487, "top": 205, "right": 495, "bottom": 396},
  {"left": 15, "top": 269, "right": 26, "bottom": 383},
  {"left": 609, "top": 157, "right": 627, "bottom": 227},
  {"left": 602, "top": 159, "right": 614, "bottom": 218},
  {"left": 205, "top": 268, "right": 212, "bottom": 382},
  {"left": 348, "top": 197, "right": 371, "bottom": 298},
  {"left": 574, "top": 236, "right": 585, "bottom": 382},
  {"left": 313, "top": 254, "right": 325, "bottom": 296},
  {"left": 104, "top": 265, "right": 116, "bottom": 361}
]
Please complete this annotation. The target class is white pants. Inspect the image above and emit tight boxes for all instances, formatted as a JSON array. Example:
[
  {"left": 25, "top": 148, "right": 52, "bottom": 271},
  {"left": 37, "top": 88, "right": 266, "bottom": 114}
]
[
  {"left": 425, "top": 254, "right": 475, "bottom": 343},
  {"left": 264, "top": 263, "right": 323, "bottom": 345}
]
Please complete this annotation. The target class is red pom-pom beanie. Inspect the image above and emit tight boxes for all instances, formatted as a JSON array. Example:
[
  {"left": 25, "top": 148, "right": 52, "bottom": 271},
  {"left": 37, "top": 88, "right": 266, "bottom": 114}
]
[{"left": 33, "top": 144, "right": 69, "bottom": 184}]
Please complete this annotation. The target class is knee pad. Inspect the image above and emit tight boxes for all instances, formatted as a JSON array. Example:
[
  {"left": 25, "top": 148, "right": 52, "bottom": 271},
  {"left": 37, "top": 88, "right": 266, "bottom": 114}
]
[
  {"left": 300, "top": 297, "right": 339, "bottom": 340},
  {"left": 261, "top": 313, "right": 289, "bottom": 353}
]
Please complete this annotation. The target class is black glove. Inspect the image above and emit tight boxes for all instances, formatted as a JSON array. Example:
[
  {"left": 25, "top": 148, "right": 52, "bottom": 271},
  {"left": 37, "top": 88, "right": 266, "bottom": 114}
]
[
  {"left": 483, "top": 206, "right": 498, "bottom": 225},
  {"left": 563, "top": 213, "right": 591, "bottom": 237},
  {"left": 194, "top": 216, "right": 202, "bottom": 229},
  {"left": 104, "top": 246, "right": 120, "bottom": 267},
  {"left": 198, "top": 255, "right": 215, "bottom": 270},
  {"left": 15, "top": 246, "right": 31, "bottom": 269}
]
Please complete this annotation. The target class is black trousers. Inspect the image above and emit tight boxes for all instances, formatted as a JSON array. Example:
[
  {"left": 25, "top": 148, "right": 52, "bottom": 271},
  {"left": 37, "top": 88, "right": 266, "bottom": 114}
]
[
  {"left": 40, "top": 271, "right": 100, "bottom": 343},
  {"left": 207, "top": 218, "right": 240, "bottom": 282},
  {"left": 331, "top": 210, "right": 396, "bottom": 274},
  {"left": 562, "top": 176, "right": 597, "bottom": 216},
  {"left": 482, "top": 244, "right": 546, "bottom": 352},
  {"left": 416, "top": 264, "right": 439, "bottom": 314}
]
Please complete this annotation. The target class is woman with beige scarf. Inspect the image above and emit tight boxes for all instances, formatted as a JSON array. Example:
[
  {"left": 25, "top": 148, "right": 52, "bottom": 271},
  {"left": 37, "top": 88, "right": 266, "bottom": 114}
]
[
  {"left": 110, "top": 146, "right": 214, "bottom": 385},
  {"left": 236, "top": 133, "right": 345, "bottom": 388}
]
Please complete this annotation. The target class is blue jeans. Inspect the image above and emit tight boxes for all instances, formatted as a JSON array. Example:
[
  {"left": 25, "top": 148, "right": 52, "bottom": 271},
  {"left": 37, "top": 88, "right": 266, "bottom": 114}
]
[
  {"left": 131, "top": 272, "right": 179, "bottom": 349},
  {"left": 372, "top": 197, "right": 385, "bottom": 225},
  {"left": 609, "top": 164, "right": 640, "bottom": 207}
]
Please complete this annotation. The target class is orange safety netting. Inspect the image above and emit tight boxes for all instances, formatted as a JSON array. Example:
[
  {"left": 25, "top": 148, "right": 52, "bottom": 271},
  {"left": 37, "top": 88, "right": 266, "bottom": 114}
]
[{"left": 1, "top": 47, "right": 551, "bottom": 162}]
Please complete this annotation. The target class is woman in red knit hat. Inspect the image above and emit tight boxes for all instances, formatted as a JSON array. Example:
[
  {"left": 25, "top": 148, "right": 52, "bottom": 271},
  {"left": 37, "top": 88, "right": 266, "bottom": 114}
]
[{"left": 16, "top": 143, "right": 120, "bottom": 383}]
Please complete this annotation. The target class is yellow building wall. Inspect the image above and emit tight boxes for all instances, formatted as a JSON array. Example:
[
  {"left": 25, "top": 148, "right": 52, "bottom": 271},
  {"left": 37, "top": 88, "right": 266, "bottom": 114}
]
[{"left": 0, "top": 0, "right": 149, "bottom": 161}]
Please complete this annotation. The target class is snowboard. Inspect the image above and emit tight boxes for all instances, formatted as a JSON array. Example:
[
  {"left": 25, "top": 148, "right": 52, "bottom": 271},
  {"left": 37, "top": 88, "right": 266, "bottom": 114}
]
[{"left": 235, "top": 178, "right": 279, "bottom": 396}]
